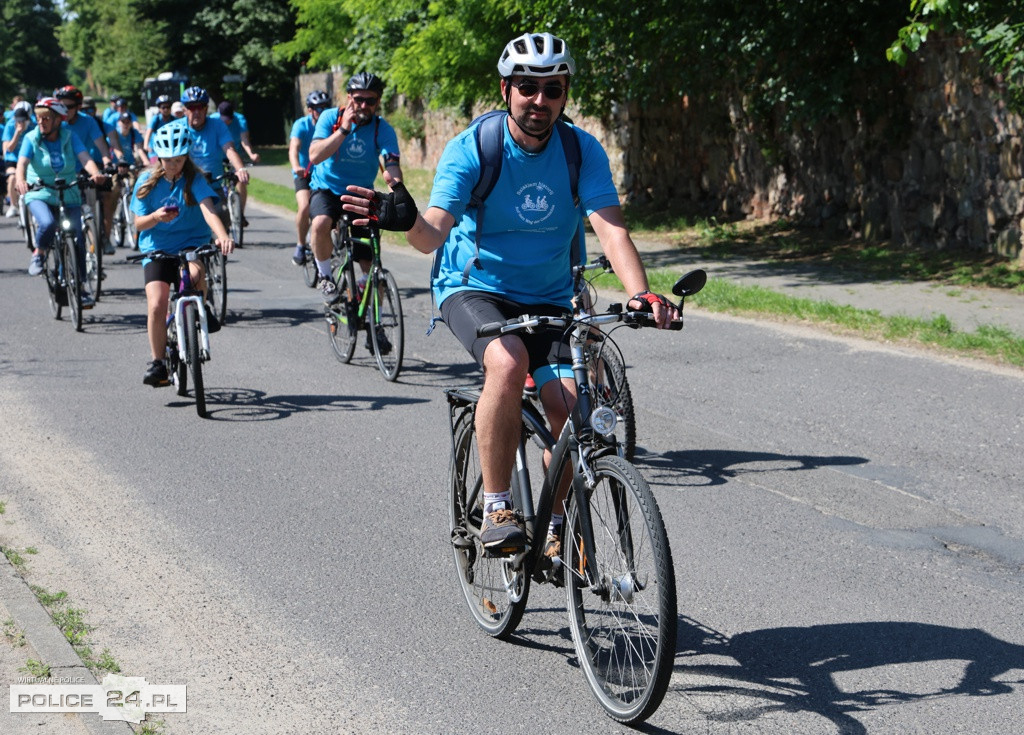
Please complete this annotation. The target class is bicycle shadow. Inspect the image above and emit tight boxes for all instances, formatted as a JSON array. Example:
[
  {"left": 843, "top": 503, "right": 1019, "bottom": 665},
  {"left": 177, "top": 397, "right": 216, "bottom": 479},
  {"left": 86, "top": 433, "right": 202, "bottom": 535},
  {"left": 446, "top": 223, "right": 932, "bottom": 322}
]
[
  {"left": 672, "top": 616, "right": 1024, "bottom": 733},
  {"left": 220, "top": 306, "right": 320, "bottom": 329},
  {"left": 172, "top": 386, "right": 430, "bottom": 421},
  {"left": 635, "top": 448, "right": 868, "bottom": 489}
]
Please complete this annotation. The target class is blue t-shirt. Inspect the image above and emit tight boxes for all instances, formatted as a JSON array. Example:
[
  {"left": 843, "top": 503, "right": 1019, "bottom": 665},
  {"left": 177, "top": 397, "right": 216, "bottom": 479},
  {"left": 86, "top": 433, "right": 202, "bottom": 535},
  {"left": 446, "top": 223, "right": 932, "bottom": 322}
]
[
  {"left": 131, "top": 170, "right": 219, "bottom": 258},
  {"left": 168, "top": 117, "right": 234, "bottom": 176},
  {"left": 429, "top": 120, "right": 619, "bottom": 308},
  {"left": 113, "top": 127, "right": 143, "bottom": 165},
  {"left": 289, "top": 115, "right": 316, "bottom": 172},
  {"left": 210, "top": 112, "right": 248, "bottom": 151},
  {"left": 309, "top": 110, "right": 399, "bottom": 193},
  {"left": 146, "top": 113, "right": 176, "bottom": 141},
  {"left": 64, "top": 113, "right": 106, "bottom": 168},
  {"left": 19, "top": 127, "right": 89, "bottom": 207},
  {"left": 3, "top": 117, "right": 36, "bottom": 163}
]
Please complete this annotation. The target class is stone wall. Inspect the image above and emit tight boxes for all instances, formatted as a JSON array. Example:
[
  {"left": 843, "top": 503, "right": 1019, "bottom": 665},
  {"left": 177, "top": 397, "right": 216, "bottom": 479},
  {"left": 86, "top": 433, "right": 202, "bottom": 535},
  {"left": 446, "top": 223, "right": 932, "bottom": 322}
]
[{"left": 300, "top": 41, "right": 1024, "bottom": 261}]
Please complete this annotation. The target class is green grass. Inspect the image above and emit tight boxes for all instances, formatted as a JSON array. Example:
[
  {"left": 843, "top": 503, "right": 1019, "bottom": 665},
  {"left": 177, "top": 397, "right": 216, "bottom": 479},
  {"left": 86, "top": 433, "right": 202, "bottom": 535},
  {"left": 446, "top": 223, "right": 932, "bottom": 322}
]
[
  {"left": 20, "top": 658, "right": 50, "bottom": 678},
  {"left": 248, "top": 177, "right": 297, "bottom": 211},
  {"left": 29, "top": 586, "right": 121, "bottom": 675}
]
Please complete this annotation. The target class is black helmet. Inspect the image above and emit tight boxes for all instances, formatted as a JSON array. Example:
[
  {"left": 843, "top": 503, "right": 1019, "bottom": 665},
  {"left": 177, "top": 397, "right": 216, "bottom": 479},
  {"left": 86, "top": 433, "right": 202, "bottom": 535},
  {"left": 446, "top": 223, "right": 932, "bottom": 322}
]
[
  {"left": 305, "top": 90, "right": 330, "bottom": 108},
  {"left": 346, "top": 72, "right": 384, "bottom": 95}
]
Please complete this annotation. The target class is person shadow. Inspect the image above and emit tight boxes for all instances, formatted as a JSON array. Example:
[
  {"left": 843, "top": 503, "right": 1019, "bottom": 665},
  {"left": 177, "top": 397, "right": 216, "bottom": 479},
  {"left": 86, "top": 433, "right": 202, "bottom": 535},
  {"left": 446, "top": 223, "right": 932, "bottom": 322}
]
[{"left": 675, "top": 617, "right": 1024, "bottom": 733}]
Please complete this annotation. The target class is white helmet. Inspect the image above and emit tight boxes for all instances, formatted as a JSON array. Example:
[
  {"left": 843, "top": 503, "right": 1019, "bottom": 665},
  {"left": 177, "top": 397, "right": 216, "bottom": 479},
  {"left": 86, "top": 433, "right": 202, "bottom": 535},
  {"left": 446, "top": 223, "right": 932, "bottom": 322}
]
[{"left": 497, "top": 32, "right": 575, "bottom": 78}]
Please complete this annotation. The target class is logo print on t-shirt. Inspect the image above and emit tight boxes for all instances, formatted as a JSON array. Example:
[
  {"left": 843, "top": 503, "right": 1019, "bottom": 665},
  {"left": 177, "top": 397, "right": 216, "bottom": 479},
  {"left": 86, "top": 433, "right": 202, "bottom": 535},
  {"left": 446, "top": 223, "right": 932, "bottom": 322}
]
[
  {"left": 515, "top": 182, "right": 556, "bottom": 226},
  {"left": 346, "top": 138, "right": 367, "bottom": 160},
  {"left": 192, "top": 133, "right": 208, "bottom": 157}
]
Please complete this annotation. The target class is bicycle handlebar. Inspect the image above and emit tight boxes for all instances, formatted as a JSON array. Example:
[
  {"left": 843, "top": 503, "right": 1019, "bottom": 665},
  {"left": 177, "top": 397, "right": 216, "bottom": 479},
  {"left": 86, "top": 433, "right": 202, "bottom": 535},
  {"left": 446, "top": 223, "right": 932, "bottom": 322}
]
[
  {"left": 476, "top": 309, "right": 684, "bottom": 338},
  {"left": 126, "top": 243, "right": 220, "bottom": 264},
  {"left": 27, "top": 171, "right": 95, "bottom": 193}
]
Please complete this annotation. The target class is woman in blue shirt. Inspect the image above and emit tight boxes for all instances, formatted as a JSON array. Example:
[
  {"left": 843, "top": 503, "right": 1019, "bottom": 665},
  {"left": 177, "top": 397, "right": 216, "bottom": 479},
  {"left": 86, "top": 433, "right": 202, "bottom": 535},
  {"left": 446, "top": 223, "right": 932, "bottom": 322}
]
[
  {"left": 132, "top": 124, "right": 234, "bottom": 387},
  {"left": 15, "top": 97, "right": 107, "bottom": 305}
]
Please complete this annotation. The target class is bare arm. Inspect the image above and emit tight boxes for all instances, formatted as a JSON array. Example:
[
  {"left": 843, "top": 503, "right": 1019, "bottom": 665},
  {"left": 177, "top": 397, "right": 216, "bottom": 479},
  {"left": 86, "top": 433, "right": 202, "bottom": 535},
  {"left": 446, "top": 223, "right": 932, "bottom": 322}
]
[
  {"left": 288, "top": 136, "right": 302, "bottom": 174},
  {"left": 222, "top": 143, "right": 249, "bottom": 184}
]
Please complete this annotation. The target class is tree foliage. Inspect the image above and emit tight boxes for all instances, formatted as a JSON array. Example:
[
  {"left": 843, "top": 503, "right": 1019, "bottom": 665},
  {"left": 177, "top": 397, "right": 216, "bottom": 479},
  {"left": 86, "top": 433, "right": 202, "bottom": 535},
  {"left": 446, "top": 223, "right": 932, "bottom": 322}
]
[
  {"left": 1, "top": 0, "right": 67, "bottom": 100},
  {"left": 889, "top": 1, "right": 1024, "bottom": 113}
]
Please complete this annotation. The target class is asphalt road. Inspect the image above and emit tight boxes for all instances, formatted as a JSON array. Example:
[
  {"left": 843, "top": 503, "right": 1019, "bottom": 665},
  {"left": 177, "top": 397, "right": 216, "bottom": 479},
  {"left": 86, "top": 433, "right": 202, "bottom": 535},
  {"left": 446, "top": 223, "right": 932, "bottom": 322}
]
[{"left": 1, "top": 203, "right": 1022, "bottom": 735}]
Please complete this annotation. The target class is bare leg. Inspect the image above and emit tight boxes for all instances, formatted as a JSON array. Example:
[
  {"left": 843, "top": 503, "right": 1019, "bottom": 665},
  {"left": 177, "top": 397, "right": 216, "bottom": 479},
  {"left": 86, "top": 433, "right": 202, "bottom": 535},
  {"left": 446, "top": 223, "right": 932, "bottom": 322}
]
[{"left": 476, "top": 336, "right": 530, "bottom": 495}]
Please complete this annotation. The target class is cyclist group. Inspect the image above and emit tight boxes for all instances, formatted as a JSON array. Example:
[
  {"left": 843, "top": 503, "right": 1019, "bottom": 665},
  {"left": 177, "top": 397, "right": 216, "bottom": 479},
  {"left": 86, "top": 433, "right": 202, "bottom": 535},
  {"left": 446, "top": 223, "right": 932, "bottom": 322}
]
[{"left": 9, "top": 32, "right": 676, "bottom": 552}]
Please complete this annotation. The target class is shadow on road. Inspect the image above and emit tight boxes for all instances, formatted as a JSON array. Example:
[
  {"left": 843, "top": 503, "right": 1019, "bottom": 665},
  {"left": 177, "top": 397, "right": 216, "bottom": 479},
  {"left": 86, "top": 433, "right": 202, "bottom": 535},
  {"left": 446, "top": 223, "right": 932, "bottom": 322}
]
[
  {"left": 637, "top": 447, "right": 868, "bottom": 489},
  {"left": 673, "top": 616, "right": 1024, "bottom": 734},
  {"left": 165, "top": 387, "right": 430, "bottom": 421}
]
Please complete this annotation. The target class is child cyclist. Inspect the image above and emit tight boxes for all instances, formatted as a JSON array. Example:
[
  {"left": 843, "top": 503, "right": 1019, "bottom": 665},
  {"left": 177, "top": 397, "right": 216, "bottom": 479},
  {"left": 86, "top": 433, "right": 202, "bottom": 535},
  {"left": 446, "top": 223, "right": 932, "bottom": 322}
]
[{"left": 133, "top": 124, "right": 234, "bottom": 387}]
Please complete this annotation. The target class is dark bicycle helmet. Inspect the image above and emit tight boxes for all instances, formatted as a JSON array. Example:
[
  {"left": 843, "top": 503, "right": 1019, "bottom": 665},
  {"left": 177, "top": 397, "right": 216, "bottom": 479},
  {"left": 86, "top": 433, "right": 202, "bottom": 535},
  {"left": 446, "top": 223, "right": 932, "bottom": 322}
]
[
  {"left": 305, "top": 89, "right": 330, "bottom": 108},
  {"left": 54, "top": 85, "right": 84, "bottom": 105},
  {"left": 155, "top": 95, "right": 172, "bottom": 107},
  {"left": 151, "top": 124, "right": 193, "bottom": 158},
  {"left": 181, "top": 86, "right": 209, "bottom": 105},
  {"left": 346, "top": 72, "right": 384, "bottom": 94}
]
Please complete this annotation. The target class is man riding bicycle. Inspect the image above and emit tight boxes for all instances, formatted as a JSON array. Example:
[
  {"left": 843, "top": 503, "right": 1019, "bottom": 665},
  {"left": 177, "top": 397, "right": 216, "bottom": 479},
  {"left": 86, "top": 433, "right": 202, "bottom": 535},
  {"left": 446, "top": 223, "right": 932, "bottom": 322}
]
[
  {"left": 288, "top": 89, "right": 330, "bottom": 266},
  {"left": 15, "top": 97, "right": 107, "bottom": 306},
  {"left": 343, "top": 33, "right": 676, "bottom": 554},
  {"left": 308, "top": 72, "right": 403, "bottom": 303}
]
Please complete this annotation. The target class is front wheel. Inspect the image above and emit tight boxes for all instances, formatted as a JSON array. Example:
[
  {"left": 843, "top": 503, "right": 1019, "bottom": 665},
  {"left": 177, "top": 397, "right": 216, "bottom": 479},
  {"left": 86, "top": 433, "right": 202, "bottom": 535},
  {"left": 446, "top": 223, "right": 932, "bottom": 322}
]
[
  {"left": 326, "top": 268, "right": 358, "bottom": 363},
  {"left": 63, "top": 235, "right": 83, "bottom": 332},
  {"left": 184, "top": 303, "right": 207, "bottom": 418},
  {"left": 449, "top": 409, "right": 529, "bottom": 639},
  {"left": 20, "top": 200, "right": 35, "bottom": 251},
  {"left": 587, "top": 343, "right": 636, "bottom": 461},
  {"left": 110, "top": 198, "right": 126, "bottom": 249},
  {"left": 44, "top": 246, "right": 62, "bottom": 320},
  {"left": 166, "top": 314, "right": 186, "bottom": 396},
  {"left": 369, "top": 269, "right": 404, "bottom": 381},
  {"left": 84, "top": 221, "right": 101, "bottom": 301},
  {"left": 563, "top": 455, "right": 677, "bottom": 725}
]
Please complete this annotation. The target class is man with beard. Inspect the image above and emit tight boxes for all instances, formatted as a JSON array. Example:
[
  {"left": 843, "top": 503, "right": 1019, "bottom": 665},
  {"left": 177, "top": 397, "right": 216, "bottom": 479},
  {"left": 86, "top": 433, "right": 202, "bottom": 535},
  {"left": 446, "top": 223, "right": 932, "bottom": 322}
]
[
  {"left": 341, "top": 33, "right": 676, "bottom": 555},
  {"left": 307, "top": 72, "right": 403, "bottom": 303}
]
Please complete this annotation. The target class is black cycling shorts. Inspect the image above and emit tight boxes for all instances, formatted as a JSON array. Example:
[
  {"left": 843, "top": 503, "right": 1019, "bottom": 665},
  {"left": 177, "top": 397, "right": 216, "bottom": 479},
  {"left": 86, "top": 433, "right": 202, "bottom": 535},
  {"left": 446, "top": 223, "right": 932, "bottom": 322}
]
[
  {"left": 293, "top": 172, "right": 311, "bottom": 193},
  {"left": 440, "top": 290, "right": 574, "bottom": 389},
  {"left": 143, "top": 258, "right": 181, "bottom": 286},
  {"left": 310, "top": 188, "right": 371, "bottom": 262}
]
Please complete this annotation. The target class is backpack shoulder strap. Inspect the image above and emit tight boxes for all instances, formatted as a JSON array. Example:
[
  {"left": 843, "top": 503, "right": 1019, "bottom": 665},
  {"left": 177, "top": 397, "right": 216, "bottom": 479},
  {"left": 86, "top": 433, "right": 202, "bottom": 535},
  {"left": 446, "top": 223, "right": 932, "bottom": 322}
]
[
  {"left": 469, "top": 110, "right": 507, "bottom": 208},
  {"left": 555, "top": 118, "right": 582, "bottom": 208}
]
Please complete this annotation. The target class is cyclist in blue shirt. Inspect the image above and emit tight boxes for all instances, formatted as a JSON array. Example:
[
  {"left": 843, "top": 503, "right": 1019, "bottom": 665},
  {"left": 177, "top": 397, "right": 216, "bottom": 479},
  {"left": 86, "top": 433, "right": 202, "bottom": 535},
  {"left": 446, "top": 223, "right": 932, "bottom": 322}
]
[
  {"left": 308, "top": 72, "right": 403, "bottom": 303},
  {"left": 173, "top": 87, "right": 250, "bottom": 235},
  {"left": 132, "top": 124, "right": 234, "bottom": 387},
  {"left": 144, "top": 95, "right": 176, "bottom": 162},
  {"left": 343, "top": 33, "right": 676, "bottom": 555},
  {"left": 288, "top": 89, "right": 329, "bottom": 265},
  {"left": 15, "top": 97, "right": 107, "bottom": 305},
  {"left": 3, "top": 102, "right": 35, "bottom": 218},
  {"left": 113, "top": 113, "right": 146, "bottom": 166},
  {"left": 211, "top": 100, "right": 259, "bottom": 224}
]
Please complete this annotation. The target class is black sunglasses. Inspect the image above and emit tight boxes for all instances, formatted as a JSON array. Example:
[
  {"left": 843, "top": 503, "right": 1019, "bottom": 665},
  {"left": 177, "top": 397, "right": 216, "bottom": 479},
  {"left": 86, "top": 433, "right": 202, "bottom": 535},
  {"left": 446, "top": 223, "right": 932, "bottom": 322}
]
[
  {"left": 511, "top": 80, "right": 566, "bottom": 100},
  {"left": 350, "top": 95, "right": 378, "bottom": 105}
]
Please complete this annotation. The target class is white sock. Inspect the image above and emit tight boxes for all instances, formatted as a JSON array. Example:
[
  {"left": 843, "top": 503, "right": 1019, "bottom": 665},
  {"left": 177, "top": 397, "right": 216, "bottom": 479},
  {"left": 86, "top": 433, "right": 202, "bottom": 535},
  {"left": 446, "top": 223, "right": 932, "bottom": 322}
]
[
  {"left": 484, "top": 490, "right": 512, "bottom": 514},
  {"left": 316, "top": 258, "right": 332, "bottom": 279}
]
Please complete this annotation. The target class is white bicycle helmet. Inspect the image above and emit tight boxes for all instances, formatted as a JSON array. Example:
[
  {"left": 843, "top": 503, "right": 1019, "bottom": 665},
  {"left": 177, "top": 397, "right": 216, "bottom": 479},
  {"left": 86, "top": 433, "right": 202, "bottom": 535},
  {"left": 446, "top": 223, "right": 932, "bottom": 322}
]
[
  {"left": 152, "top": 123, "right": 193, "bottom": 158},
  {"left": 497, "top": 32, "right": 576, "bottom": 78}
]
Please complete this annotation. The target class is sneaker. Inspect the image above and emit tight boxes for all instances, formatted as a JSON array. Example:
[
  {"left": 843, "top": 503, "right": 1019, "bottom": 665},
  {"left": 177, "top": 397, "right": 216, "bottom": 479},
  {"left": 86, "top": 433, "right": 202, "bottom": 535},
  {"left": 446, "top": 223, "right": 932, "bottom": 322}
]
[
  {"left": 480, "top": 508, "right": 526, "bottom": 555},
  {"left": 544, "top": 532, "right": 561, "bottom": 559},
  {"left": 319, "top": 276, "right": 340, "bottom": 304},
  {"left": 364, "top": 325, "right": 392, "bottom": 355},
  {"left": 80, "top": 289, "right": 95, "bottom": 309},
  {"left": 4, "top": 205, "right": 15, "bottom": 219},
  {"left": 102, "top": 239, "right": 115, "bottom": 255},
  {"left": 28, "top": 254, "right": 44, "bottom": 276},
  {"left": 205, "top": 303, "right": 221, "bottom": 333},
  {"left": 291, "top": 245, "right": 306, "bottom": 266},
  {"left": 143, "top": 359, "right": 170, "bottom": 387}
]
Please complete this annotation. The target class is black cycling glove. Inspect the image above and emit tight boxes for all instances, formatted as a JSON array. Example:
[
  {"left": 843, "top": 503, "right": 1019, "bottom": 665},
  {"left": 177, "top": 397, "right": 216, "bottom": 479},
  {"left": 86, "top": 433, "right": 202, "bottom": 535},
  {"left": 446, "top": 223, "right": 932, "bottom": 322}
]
[{"left": 368, "top": 182, "right": 418, "bottom": 232}]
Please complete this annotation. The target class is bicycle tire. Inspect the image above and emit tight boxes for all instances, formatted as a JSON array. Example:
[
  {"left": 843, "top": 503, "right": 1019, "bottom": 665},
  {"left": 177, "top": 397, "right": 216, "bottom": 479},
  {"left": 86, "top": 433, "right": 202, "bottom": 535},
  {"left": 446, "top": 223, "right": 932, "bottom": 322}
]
[
  {"left": 44, "top": 246, "right": 62, "bottom": 320},
  {"left": 449, "top": 410, "right": 530, "bottom": 639},
  {"left": 228, "top": 190, "right": 243, "bottom": 246},
  {"left": 63, "top": 235, "right": 83, "bottom": 332},
  {"left": 205, "top": 249, "right": 228, "bottom": 324},
  {"left": 302, "top": 245, "right": 318, "bottom": 288},
  {"left": 326, "top": 268, "right": 358, "bottom": 363},
  {"left": 562, "top": 455, "right": 676, "bottom": 724},
  {"left": 166, "top": 315, "right": 187, "bottom": 397},
  {"left": 125, "top": 201, "right": 137, "bottom": 249},
  {"left": 21, "top": 201, "right": 35, "bottom": 251},
  {"left": 587, "top": 344, "right": 636, "bottom": 461},
  {"left": 370, "top": 269, "right": 404, "bottom": 381},
  {"left": 84, "top": 221, "right": 101, "bottom": 301},
  {"left": 111, "top": 198, "right": 125, "bottom": 249},
  {"left": 185, "top": 303, "right": 207, "bottom": 418}
]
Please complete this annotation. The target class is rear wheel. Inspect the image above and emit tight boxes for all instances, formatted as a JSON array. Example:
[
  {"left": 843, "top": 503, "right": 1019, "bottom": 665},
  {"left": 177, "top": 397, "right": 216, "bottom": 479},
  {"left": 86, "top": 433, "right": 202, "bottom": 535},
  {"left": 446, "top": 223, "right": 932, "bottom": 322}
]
[
  {"left": 327, "top": 268, "right": 358, "bottom": 363},
  {"left": 563, "top": 455, "right": 677, "bottom": 724},
  {"left": 185, "top": 303, "right": 206, "bottom": 418},
  {"left": 20, "top": 200, "right": 35, "bottom": 251},
  {"left": 63, "top": 235, "right": 83, "bottom": 332},
  {"left": 205, "top": 249, "right": 228, "bottom": 324},
  {"left": 369, "top": 269, "right": 404, "bottom": 381},
  {"left": 228, "top": 190, "right": 243, "bottom": 246},
  {"left": 449, "top": 410, "right": 529, "bottom": 639},
  {"left": 302, "top": 244, "right": 318, "bottom": 288},
  {"left": 84, "top": 221, "right": 101, "bottom": 301},
  {"left": 110, "top": 198, "right": 126, "bottom": 249}
]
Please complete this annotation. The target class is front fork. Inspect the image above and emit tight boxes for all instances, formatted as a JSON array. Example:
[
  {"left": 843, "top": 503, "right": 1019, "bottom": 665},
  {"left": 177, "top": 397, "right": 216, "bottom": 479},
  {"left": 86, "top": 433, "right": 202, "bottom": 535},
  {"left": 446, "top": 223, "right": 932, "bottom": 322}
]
[{"left": 170, "top": 295, "right": 211, "bottom": 361}]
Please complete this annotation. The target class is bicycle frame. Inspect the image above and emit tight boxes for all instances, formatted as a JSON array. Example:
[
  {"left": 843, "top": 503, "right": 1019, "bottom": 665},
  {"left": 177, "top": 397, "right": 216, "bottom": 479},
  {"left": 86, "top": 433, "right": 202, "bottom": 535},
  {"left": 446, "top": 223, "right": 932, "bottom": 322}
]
[
  {"left": 167, "top": 255, "right": 211, "bottom": 362},
  {"left": 334, "top": 223, "right": 384, "bottom": 323}
]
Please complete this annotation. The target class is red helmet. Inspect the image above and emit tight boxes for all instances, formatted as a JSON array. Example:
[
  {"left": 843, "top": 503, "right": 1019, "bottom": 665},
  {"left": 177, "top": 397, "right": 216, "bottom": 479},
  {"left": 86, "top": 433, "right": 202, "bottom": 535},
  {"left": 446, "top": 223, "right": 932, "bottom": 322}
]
[
  {"left": 34, "top": 97, "right": 69, "bottom": 119},
  {"left": 54, "top": 85, "right": 84, "bottom": 105}
]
